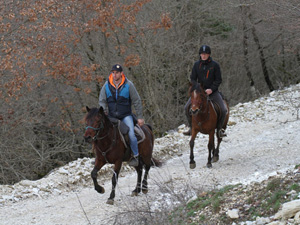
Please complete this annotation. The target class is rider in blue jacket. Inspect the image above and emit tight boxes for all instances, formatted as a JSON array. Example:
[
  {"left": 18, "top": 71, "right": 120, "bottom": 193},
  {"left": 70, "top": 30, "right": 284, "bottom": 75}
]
[{"left": 99, "top": 64, "right": 144, "bottom": 166}]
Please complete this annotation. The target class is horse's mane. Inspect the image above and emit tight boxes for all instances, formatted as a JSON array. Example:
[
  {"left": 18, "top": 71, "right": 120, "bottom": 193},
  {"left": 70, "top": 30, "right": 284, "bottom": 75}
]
[
  {"left": 85, "top": 107, "right": 99, "bottom": 120},
  {"left": 190, "top": 81, "right": 203, "bottom": 94}
]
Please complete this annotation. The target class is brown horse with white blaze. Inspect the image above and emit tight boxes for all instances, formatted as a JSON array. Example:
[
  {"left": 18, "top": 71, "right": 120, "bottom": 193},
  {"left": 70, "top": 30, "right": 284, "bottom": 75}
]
[
  {"left": 83, "top": 106, "right": 161, "bottom": 205},
  {"left": 189, "top": 82, "right": 229, "bottom": 169}
]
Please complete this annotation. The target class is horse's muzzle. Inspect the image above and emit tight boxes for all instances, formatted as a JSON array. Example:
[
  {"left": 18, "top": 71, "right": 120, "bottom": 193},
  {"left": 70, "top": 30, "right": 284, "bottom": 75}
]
[
  {"left": 190, "top": 108, "right": 199, "bottom": 115},
  {"left": 84, "top": 136, "right": 92, "bottom": 143}
]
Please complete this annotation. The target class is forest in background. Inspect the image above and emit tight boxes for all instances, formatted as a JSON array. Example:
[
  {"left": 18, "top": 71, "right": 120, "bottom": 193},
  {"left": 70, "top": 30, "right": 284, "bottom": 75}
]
[{"left": 1, "top": 0, "right": 299, "bottom": 184}]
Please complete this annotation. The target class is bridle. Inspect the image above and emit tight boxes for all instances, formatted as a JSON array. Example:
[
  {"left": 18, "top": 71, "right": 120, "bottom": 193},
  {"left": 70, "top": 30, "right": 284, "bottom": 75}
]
[
  {"left": 85, "top": 119, "right": 106, "bottom": 141},
  {"left": 190, "top": 90, "right": 210, "bottom": 127},
  {"left": 190, "top": 90, "right": 209, "bottom": 113},
  {"left": 85, "top": 117, "right": 117, "bottom": 163}
]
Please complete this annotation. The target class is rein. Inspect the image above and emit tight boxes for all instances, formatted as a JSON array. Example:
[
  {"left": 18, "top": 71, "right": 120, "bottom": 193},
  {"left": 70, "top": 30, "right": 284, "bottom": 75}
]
[
  {"left": 193, "top": 93, "right": 210, "bottom": 129},
  {"left": 86, "top": 119, "right": 117, "bottom": 163},
  {"left": 197, "top": 100, "right": 210, "bottom": 127}
]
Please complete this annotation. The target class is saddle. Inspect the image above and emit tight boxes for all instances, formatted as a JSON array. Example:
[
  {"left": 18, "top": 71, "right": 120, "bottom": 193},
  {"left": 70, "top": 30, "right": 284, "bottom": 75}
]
[
  {"left": 210, "top": 100, "right": 221, "bottom": 121},
  {"left": 108, "top": 117, "right": 146, "bottom": 148},
  {"left": 209, "top": 92, "right": 227, "bottom": 123}
]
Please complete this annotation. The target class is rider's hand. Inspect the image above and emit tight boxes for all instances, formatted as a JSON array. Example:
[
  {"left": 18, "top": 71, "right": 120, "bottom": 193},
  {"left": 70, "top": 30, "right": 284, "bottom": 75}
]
[
  {"left": 137, "top": 119, "right": 145, "bottom": 126},
  {"left": 205, "top": 89, "right": 212, "bottom": 95}
]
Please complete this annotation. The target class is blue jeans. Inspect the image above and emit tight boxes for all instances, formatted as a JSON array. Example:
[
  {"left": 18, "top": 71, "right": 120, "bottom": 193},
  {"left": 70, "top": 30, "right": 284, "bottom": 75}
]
[{"left": 122, "top": 115, "right": 139, "bottom": 157}]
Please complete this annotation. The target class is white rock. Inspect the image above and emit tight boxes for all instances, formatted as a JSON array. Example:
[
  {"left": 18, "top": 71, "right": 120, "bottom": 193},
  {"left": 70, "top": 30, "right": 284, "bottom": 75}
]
[
  {"left": 32, "top": 188, "right": 39, "bottom": 194},
  {"left": 19, "top": 180, "right": 36, "bottom": 187},
  {"left": 227, "top": 209, "right": 239, "bottom": 219},
  {"left": 294, "top": 211, "right": 300, "bottom": 223},
  {"left": 187, "top": 195, "right": 197, "bottom": 204},
  {"left": 267, "top": 221, "right": 284, "bottom": 225},
  {"left": 255, "top": 216, "right": 270, "bottom": 224},
  {"left": 2, "top": 195, "right": 13, "bottom": 200},
  {"left": 286, "top": 190, "right": 296, "bottom": 195},
  {"left": 274, "top": 199, "right": 300, "bottom": 219},
  {"left": 58, "top": 168, "right": 69, "bottom": 175},
  {"left": 245, "top": 221, "right": 255, "bottom": 225}
]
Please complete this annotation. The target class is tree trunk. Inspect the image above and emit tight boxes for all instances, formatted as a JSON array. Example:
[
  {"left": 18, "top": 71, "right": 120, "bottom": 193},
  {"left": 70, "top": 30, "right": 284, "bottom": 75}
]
[
  {"left": 248, "top": 13, "right": 274, "bottom": 92},
  {"left": 240, "top": 5, "right": 255, "bottom": 89}
]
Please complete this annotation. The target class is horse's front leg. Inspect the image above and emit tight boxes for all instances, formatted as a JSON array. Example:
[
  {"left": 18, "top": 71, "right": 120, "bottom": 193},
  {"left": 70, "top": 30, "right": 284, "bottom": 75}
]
[
  {"left": 189, "top": 131, "right": 197, "bottom": 169},
  {"left": 107, "top": 160, "right": 122, "bottom": 205},
  {"left": 91, "top": 159, "right": 105, "bottom": 194},
  {"left": 132, "top": 164, "right": 143, "bottom": 196},
  {"left": 207, "top": 132, "right": 215, "bottom": 168}
]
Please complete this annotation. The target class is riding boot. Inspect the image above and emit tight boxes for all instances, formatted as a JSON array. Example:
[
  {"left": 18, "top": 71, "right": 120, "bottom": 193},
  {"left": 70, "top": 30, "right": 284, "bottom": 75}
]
[
  {"left": 183, "top": 104, "right": 192, "bottom": 136},
  {"left": 129, "top": 155, "right": 139, "bottom": 167},
  {"left": 217, "top": 113, "right": 227, "bottom": 138}
]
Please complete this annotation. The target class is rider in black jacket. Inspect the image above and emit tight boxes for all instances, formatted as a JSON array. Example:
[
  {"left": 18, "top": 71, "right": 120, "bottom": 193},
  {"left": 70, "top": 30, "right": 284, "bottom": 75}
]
[{"left": 184, "top": 45, "right": 228, "bottom": 138}]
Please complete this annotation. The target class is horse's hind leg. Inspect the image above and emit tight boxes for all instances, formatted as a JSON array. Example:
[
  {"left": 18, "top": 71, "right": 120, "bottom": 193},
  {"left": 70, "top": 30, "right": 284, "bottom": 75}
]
[
  {"left": 107, "top": 161, "right": 122, "bottom": 205},
  {"left": 142, "top": 164, "right": 151, "bottom": 194},
  {"left": 132, "top": 164, "right": 143, "bottom": 196},
  {"left": 91, "top": 159, "right": 105, "bottom": 194}
]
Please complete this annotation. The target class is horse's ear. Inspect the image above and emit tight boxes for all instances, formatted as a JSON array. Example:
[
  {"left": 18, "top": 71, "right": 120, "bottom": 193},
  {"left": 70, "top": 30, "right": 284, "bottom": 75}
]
[
  {"left": 86, "top": 106, "right": 91, "bottom": 112},
  {"left": 99, "top": 106, "right": 104, "bottom": 115},
  {"left": 189, "top": 80, "right": 197, "bottom": 95},
  {"left": 191, "top": 80, "right": 198, "bottom": 87},
  {"left": 188, "top": 81, "right": 193, "bottom": 96}
]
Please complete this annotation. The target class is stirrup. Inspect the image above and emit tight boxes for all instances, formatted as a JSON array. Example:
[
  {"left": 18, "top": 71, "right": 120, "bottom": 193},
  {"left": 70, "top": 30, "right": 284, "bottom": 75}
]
[
  {"left": 218, "top": 129, "right": 227, "bottom": 138},
  {"left": 129, "top": 156, "right": 139, "bottom": 167}
]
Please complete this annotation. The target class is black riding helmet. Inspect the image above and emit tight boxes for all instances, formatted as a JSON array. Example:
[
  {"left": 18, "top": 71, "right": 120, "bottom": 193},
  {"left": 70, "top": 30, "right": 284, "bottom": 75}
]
[{"left": 199, "top": 45, "right": 211, "bottom": 55}]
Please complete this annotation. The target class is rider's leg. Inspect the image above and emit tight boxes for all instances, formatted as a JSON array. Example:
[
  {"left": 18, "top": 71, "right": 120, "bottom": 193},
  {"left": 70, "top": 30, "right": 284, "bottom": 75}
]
[
  {"left": 122, "top": 115, "right": 139, "bottom": 166},
  {"left": 209, "top": 91, "right": 228, "bottom": 138}
]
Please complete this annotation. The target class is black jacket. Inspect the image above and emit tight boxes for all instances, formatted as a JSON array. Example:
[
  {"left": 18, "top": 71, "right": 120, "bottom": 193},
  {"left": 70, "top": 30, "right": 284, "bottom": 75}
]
[{"left": 190, "top": 57, "right": 222, "bottom": 93}]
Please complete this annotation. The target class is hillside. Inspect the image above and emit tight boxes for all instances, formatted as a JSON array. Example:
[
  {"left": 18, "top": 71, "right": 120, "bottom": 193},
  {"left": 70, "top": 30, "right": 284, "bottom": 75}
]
[{"left": 0, "top": 84, "right": 300, "bottom": 225}]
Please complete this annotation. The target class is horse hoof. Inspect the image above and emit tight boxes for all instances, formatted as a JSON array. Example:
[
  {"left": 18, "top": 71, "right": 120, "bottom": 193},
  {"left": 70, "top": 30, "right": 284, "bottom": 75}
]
[
  {"left": 106, "top": 199, "right": 114, "bottom": 205},
  {"left": 207, "top": 163, "right": 212, "bottom": 168},
  {"left": 96, "top": 186, "right": 105, "bottom": 194},
  {"left": 142, "top": 189, "right": 148, "bottom": 194},
  {"left": 213, "top": 156, "right": 219, "bottom": 162},
  {"left": 131, "top": 191, "right": 138, "bottom": 197},
  {"left": 190, "top": 163, "right": 196, "bottom": 169}
]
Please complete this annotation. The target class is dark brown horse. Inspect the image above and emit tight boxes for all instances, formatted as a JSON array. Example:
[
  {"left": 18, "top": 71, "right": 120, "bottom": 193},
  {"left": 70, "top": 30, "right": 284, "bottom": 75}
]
[
  {"left": 83, "top": 106, "right": 161, "bottom": 205},
  {"left": 188, "top": 82, "right": 229, "bottom": 169}
]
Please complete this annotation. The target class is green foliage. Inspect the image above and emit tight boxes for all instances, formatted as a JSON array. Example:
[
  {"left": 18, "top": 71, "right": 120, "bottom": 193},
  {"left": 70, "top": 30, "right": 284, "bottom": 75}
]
[
  {"left": 165, "top": 173, "right": 300, "bottom": 224},
  {"left": 264, "top": 190, "right": 286, "bottom": 211},
  {"left": 204, "top": 18, "right": 234, "bottom": 38},
  {"left": 266, "top": 178, "right": 281, "bottom": 191},
  {"left": 290, "top": 183, "right": 300, "bottom": 192},
  {"left": 184, "top": 184, "right": 236, "bottom": 221}
]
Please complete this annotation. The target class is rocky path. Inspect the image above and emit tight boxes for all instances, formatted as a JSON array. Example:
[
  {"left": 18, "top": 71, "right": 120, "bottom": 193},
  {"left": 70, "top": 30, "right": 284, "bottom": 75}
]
[{"left": 0, "top": 84, "right": 300, "bottom": 225}]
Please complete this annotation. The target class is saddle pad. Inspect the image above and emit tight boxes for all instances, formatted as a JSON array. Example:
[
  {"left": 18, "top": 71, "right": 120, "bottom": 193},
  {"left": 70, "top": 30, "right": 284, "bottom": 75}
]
[{"left": 119, "top": 124, "right": 146, "bottom": 148}]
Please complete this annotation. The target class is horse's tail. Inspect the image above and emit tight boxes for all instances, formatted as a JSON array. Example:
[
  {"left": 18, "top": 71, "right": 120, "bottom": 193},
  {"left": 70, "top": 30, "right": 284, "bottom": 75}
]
[{"left": 151, "top": 157, "right": 162, "bottom": 167}]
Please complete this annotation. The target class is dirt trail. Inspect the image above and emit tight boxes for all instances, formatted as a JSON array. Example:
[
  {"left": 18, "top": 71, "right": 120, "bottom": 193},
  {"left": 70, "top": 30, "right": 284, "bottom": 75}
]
[{"left": 1, "top": 84, "right": 299, "bottom": 225}]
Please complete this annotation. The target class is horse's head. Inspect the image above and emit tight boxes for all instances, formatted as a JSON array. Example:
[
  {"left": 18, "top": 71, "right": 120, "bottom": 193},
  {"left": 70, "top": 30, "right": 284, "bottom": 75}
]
[
  {"left": 84, "top": 106, "right": 107, "bottom": 142},
  {"left": 189, "top": 81, "right": 207, "bottom": 115}
]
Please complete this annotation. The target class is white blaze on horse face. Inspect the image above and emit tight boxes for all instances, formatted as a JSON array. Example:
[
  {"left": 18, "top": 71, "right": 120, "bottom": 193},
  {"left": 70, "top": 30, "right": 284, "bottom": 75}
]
[
  {"left": 193, "top": 90, "right": 197, "bottom": 99},
  {"left": 191, "top": 90, "right": 199, "bottom": 111}
]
